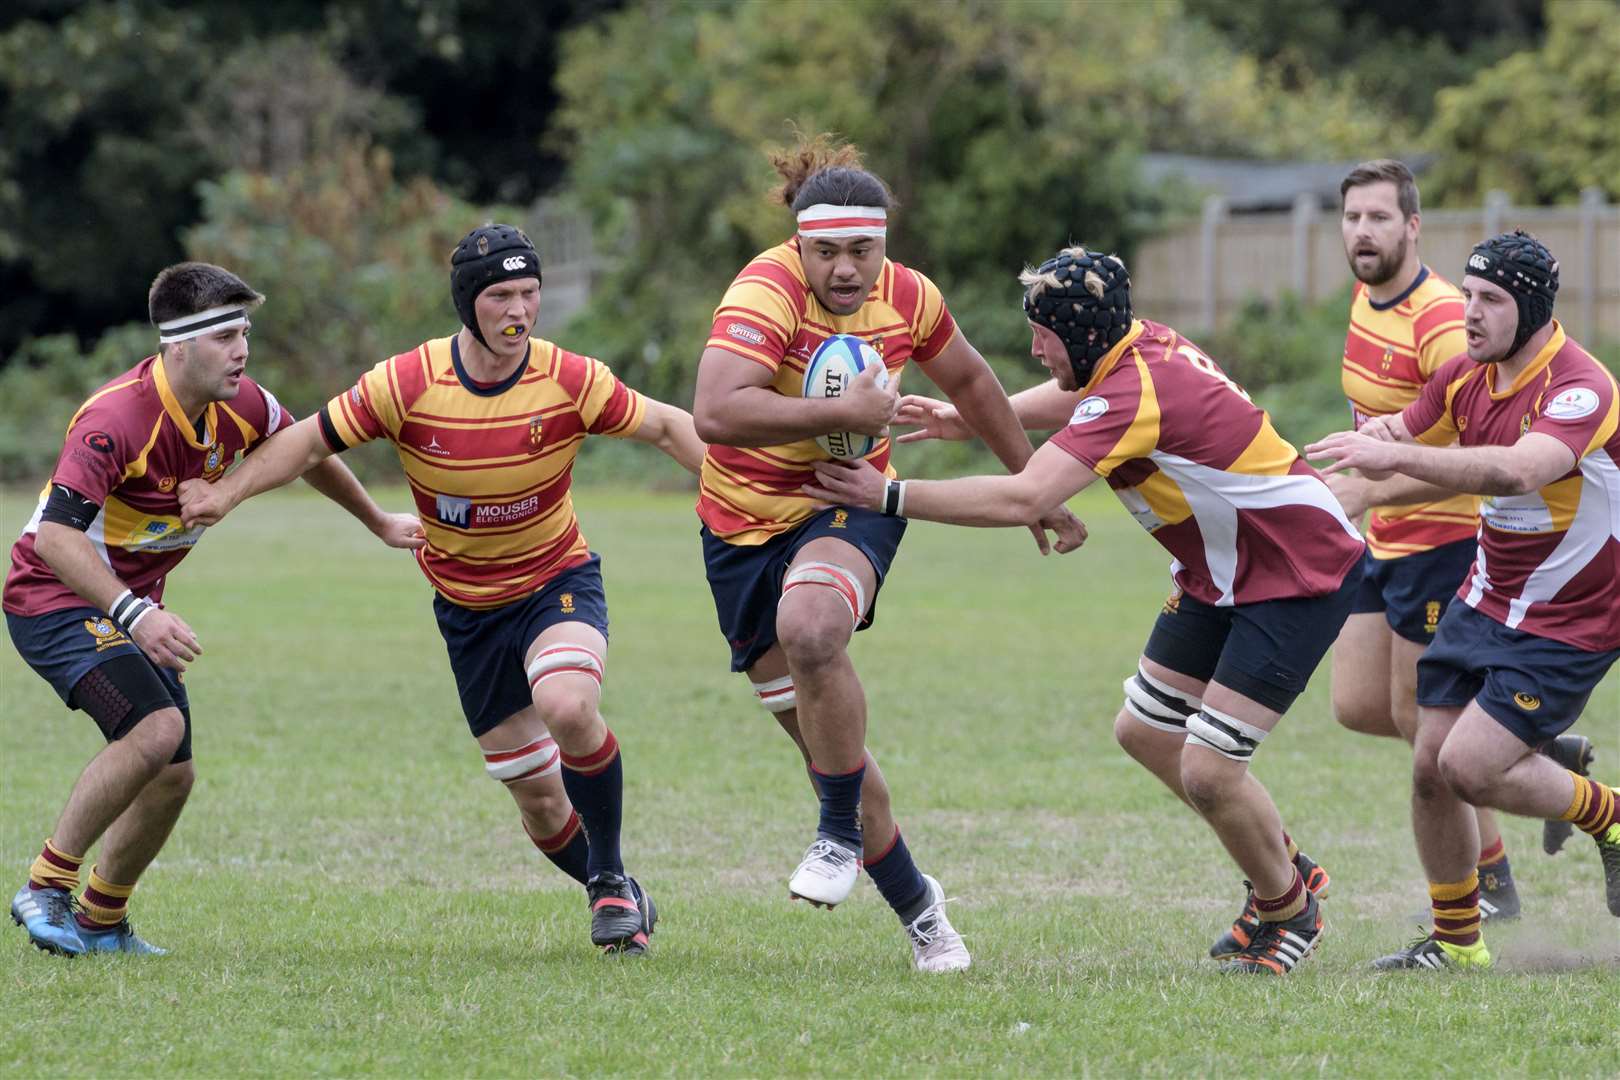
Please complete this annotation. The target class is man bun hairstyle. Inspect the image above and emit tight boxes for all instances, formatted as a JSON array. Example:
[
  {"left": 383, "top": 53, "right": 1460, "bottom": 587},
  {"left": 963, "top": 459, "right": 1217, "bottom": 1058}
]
[
  {"left": 1021, "top": 246, "right": 1133, "bottom": 388},
  {"left": 148, "top": 262, "right": 264, "bottom": 328},
  {"left": 449, "top": 223, "right": 541, "bottom": 349},
  {"left": 769, "top": 131, "right": 895, "bottom": 214},
  {"left": 1465, "top": 229, "right": 1559, "bottom": 359},
  {"left": 1341, "top": 159, "right": 1421, "bottom": 219}
]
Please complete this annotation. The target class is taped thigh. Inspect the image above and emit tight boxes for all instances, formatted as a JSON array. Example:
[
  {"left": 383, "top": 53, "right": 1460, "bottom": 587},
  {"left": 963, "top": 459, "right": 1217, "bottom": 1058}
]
[
  {"left": 484, "top": 735, "right": 561, "bottom": 785},
  {"left": 527, "top": 644, "right": 604, "bottom": 689},
  {"left": 781, "top": 561, "right": 866, "bottom": 627},
  {"left": 1186, "top": 705, "right": 1268, "bottom": 762},
  {"left": 750, "top": 674, "right": 797, "bottom": 714},
  {"left": 1122, "top": 664, "right": 1201, "bottom": 733}
]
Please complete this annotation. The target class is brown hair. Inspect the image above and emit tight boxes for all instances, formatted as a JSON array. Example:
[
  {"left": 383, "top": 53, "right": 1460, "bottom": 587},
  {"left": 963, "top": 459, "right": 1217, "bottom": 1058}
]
[
  {"left": 148, "top": 262, "right": 264, "bottom": 326},
  {"left": 768, "top": 130, "right": 895, "bottom": 213},
  {"left": 1340, "top": 159, "right": 1420, "bottom": 218}
]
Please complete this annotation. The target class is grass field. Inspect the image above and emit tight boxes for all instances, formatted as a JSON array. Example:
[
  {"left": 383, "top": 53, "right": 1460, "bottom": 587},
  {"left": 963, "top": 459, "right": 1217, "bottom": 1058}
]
[{"left": 2, "top": 479, "right": 1617, "bottom": 1077}]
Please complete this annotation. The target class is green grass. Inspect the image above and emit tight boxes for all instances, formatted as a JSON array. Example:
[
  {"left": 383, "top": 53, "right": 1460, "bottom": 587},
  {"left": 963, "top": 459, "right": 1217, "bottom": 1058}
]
[{"left": 2, "top": 480, "right": 1617, "bottom": 1077}]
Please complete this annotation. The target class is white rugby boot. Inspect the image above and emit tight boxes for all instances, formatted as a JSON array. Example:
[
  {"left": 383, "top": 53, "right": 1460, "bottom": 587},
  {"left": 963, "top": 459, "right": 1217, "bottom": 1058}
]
[
  {"left": 788, "top": 837, "right": 861, "bottom": 908},
  {"left": 906, "top": 874, "right": 970, "bottom": 973}
]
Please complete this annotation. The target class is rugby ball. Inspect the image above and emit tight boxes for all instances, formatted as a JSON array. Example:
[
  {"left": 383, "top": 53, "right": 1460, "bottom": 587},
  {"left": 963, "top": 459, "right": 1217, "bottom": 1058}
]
[{"left": 803, "top": 334, "right": 889, "bottom": 459}]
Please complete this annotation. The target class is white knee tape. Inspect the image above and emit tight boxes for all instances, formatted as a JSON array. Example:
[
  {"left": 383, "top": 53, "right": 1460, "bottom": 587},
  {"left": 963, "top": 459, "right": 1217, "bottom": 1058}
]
[
  {"left": 527, "top": 644, "right": 604, "bottom": 688},
  {"left": 484, "top": 736, "right": 561, "bottom": 784},
  {"left": 751, "top": 674, "right": 797, "bottom": 714},
  {"left": 1123, "top": 665, "right": 1201, "bottom": 733},
  {"left": 1185, "top": 706, "right": 1268, "bottom": 762},
  {"left": 781, "top": 561, "right": 867, "bottom": 626}
]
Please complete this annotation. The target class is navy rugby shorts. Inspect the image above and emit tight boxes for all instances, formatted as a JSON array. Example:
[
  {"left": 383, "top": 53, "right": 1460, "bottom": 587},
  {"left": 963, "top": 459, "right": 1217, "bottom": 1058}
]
[{"left": 1349, "top": 538, "right": 1477, "bottom": 644}]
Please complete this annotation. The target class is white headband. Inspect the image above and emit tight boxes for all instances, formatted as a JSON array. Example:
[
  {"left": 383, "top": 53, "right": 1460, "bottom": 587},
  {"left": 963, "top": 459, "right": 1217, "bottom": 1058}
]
[
  {"left": 796, "top": 203, "right": 887, "bottom": 240},
  {"left": 157, "top": 305, "right": 249, "bottom": 343}
]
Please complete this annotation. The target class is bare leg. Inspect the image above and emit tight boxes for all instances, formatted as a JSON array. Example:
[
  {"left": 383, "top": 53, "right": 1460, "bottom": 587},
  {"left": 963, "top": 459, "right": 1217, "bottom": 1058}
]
[{"left": 51, "top": 707, "right": 188, "bottom": 857}]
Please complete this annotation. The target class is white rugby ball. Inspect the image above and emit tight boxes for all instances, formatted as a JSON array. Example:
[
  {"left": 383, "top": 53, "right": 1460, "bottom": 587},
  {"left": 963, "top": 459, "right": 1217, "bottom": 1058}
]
[{"left": 803, "top": 333, "right": 889, "bottom": 459}]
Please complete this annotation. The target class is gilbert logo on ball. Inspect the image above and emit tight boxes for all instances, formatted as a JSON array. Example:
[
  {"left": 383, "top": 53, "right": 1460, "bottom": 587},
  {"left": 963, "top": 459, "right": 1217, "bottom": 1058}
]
[{"left": 803, "top": 334, "right": 888, "bottom": 459}]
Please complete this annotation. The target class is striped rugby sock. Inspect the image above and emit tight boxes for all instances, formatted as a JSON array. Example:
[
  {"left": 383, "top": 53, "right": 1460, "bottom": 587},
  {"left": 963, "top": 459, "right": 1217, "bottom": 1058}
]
[
  {"left": 1430, "top": 872, "right": 1482, "bottom": 947},
  {"left": 76, "top": 866, "right": 133, "bottom": 930},
  {"left": 526, "top": 811, "right": 590, "bottom": 886},
  {"left": 1561, "top": 776, "right": 1618, "bottom": 836},
  {"left": 28, "top": 838, "right": 81, "bottom": 893}
]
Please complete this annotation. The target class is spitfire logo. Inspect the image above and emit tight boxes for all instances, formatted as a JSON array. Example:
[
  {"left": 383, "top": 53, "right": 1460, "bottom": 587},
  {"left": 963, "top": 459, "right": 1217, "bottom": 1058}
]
[
  {"left": 727, "top": 323, "right": 767, "bottom": 346},
  {"left": 502, "top": 255, "right": 528, "bottom": 271},
  {"left": 560, "top": 592, "right": 576, "bottom": 615},
  {"left": 1468, "top": 253, "right": 1490, "bottom": 272},
  {"left": 528, "top": 416, "right": 544, "bottom": 447},
  {"left": 831, "top": 509, "right": 849, "bottom": 529}
]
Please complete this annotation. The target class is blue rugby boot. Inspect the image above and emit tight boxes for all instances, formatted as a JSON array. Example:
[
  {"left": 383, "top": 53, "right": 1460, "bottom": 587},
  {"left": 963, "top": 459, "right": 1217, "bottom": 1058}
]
[
  {"left": 10, "top": 883, "right": 85, "bottom": 956},
  {"left": 77, "top": 917, "right": 168, "bottom": 955}
]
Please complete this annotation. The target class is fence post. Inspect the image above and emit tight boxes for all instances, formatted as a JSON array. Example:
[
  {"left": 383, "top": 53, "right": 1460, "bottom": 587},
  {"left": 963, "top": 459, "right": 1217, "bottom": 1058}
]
[
  {"left": 1578, "top": 186, "right": 1604, "bottom": 342},
  {"left": 1483, "top": 189, "right": 1510, "bottom": 239},
  {"left": 1291, "top": 192, "right": 1318, "bottom": 301},
  {"left": 1201, "top": 194, "right": 1227, "bottom": 330}
]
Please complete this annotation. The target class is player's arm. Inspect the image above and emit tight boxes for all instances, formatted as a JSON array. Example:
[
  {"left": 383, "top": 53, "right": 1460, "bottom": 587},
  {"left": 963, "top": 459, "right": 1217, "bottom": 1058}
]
[
  {"left": 627, "top": 398, "right": 707, "bottom": 475},
  {"left": 298, "top": 455, "right": 425, "bottom": 550},
  {"left": 178, "top": 415, "right": 332, "bottom": 527},
  {"left": 1325, "top": 471, "right": 1461, "bottom": 520},
  {"left": 896, "top": 379, "right": 1081, "bottom": 443},
  {"left": 33, "top": 488, "right": 201, "bottom": 670},
  {"left": 692, "top": 346, "right": 894, "bottom": 447},
  {"left": 1308, "top": 426, "right": 1575, "bottom": 496},
  {"left": 806, "top": 440, "right": 1092, "bottom": 542}
]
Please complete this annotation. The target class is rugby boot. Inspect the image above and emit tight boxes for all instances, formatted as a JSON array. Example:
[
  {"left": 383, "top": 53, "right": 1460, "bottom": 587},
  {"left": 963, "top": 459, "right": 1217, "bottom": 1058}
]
[
  {"left": 788, "top": 837, "right": 861, "bottom": 908},
  {"left": 1596, "top": 821, "right": 1620, "bottom": 917},
  {"left": 1477, "top": 861, "right": 1521, "bottom": 922},
  {"left": 1219, "top": 892, "right": 1322, "bottom": 975},
  {"left": 586, "top": 872, "right": 646, "bottom": 948},
  {"left": 77, "top": 918, "right": 168, "bottom": 955},
  {"left": 10, "top": 883, "right": 85, "bottom": 956},
  {"left": 603, "top": 876, "right": 658, "bottom": 956},
  {"left": 1209, "top": 850, "right": 1330, "bottom": 959},
  {"left": 905, "top": 874, "right": 970, "bottom": 973},
  {"left": 1542, "top": 734, "right": 1596, "bottom": 855},
  {"left": 1372, "top": 933, "right": 1492, "bottom": 971}
]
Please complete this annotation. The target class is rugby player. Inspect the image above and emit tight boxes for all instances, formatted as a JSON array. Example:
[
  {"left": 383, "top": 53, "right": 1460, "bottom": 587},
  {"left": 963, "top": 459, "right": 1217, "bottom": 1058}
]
[
  {"left": 179, "top": 226, "right": 704, "bottom": 954},
  {"left": 6, "top": 262, "right": 422, "bottom": 955},
  {"left": 691, "top": 133, "right": 1083, "bottom": 972},
  {"left": 809, "top": 246, "right": 1366, "bottom": 975},
  {"left": 1308, "top": 230, "right": 1620, "bottom": 969}
]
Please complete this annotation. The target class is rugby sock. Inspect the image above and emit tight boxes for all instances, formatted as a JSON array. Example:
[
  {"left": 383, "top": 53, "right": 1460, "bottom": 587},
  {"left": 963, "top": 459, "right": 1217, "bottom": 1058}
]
[
  {"left": 865, "top": 827, "right": 930, "bottom": 925},
  {"left": 1476, "top": 836, "right": 1514, "bottom": 892},
  {"left": 1429, "top": 872, "right": 1482, "bottom": 947},
  {"left": 27, "top": 838, "right": 81, "bottom": 893},
  {"left": 1561, "top": 777, "right": 1619, "bottom": 836},
  {"left": 526, "top": 811, "right": 590, "bottom": 885},
  {"left": 559, "top": 728, "right": 624, "bottom": 879},
  {"left": 1282, "top": 831, "right": 1300, "bottom": 861},
  {"left": 809, "top": 762, "right": 865, "bottom": 851},
  {"left": 75, "top": 867, "right": 133, "bottom": 930},
  {"left": 1253, "top": 868, "right": 1306, "bottom": 923}
]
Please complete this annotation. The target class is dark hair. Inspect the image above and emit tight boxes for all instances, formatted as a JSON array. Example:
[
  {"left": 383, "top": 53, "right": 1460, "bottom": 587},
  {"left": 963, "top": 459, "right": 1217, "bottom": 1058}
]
[
  {"left": 1340, "top": 159, "right": 1420, "bottom": 218},
  {"left": 768, "top": 130, "right": 895, "bottom": 213},
  {"left": 148, "top": 262, "right": 264, "bottom": 326}
]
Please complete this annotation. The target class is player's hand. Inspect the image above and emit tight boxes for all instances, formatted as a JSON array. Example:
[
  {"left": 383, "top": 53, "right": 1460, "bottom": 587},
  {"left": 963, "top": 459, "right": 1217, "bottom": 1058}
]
[
  {"left": 803, "top": 458, "right": 887, "bottom": 511},
  {"left": 1324, "top": 472, "right": 1372, "bottom": 520},
  {"left": 1029, "top": 506, "right": 1087, "bottom": 555},
  {"left": 178, "top": 477, "right": 236, "bottom": 528},
  {"left": 840, "top": 363, "right": 899, "bottom": 437},
  {"left": 130, "top": 608, "right": 202, "bottom": 673},
  {"left": 373, "top": 512, "right": 427, "bottom": 550},
  {"left": 1305, "top": 430, "right": 1398, "bottom": 480},
  {"left": 1357, "top": 414, "right": 1403, "bottom": 442},
  {"left": 894, "top": 394, "right": 971, "bottom": 444}
]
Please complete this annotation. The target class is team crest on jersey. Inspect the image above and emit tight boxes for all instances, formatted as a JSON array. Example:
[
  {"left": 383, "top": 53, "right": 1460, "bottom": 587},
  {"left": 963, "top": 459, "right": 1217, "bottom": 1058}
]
[
  {"left": 559, "top": 592, "right": 575, "bottom": 615},
  {"left": 1519, "top": 412, "right": 1532, "bottom": 436},
  {"left": 83, "top": 617, "right": 129, "bottom": 650},
  {"left": 158, "top": 476, "right": 176, "bottom": 493},
  {"left": 1545, "top": 387, "right": 1599, "bottom": 421},
  {"left": 1513, "top": 692, "right": 1541, "bottom": 712},
  {"left": 1069, "top": 396, "right": 1109, "bottom": 425},
  {"left": 202, "top": 442, "right": 226, "bottom": 479},
  {"left": 528, "top": 415, "right": 544, "bottom": 447},
  {"left": 1379, "top": 346, "right": 1394, "bottom": 373},
  {"left": 1457, "top": 415, "right": 1469, "bottom": 432},
  {"left": 831, "top": 509, "right": 849, "bottom": 529}
]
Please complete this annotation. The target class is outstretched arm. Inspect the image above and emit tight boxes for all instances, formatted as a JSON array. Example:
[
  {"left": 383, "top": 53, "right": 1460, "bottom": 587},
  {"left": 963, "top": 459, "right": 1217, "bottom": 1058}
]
[
  {"left": 629, "top": 398, "right": 707, "bottom": 475},
  {"left": 179, "top": 415, "right": 333, "bottom": 527},
  {"left": 299, "top": 456, "right": 425, "bottom": 549},
  {"left": 1307, "top": 427, "right": 1576, "bottom": 496},
  {"left": 896, "top": 378, "right": 1082, "bottom": 443}
]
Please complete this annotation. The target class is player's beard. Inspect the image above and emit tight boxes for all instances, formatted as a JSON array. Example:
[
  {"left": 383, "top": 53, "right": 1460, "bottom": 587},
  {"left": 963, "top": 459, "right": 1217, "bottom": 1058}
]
[{"left": 1350, "top": 235, "right": 1408, "bottom": 287}]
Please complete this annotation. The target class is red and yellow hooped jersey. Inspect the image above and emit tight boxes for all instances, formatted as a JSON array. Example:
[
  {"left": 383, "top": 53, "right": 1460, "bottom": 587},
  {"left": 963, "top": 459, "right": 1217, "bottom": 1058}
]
[
  {"left": 320, "top": 334, "right": 645, "bottom": 610},
  {"left": 1402, "top": 324, "right": 1620, "bottom": 651},
  {"left": 700, "top": 239, "right": 958, "bottom": 545},
  {"left": 1342, "top": 268, "right": 1477, "bottom": 557},
  {"left": 1050, "top": 320, "right": 1365, "bottom": 607},
  {"left": 5, "top": 354, "right": 293, "bottom": 616}
]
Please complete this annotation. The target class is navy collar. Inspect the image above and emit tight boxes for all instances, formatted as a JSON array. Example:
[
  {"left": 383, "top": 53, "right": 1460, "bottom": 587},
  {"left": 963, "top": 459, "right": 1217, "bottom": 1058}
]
[
  {"left": 1367, "top": 265, "right": 1429, "bottom": 312},
  {"left": 451, "top": 335, "right": 528, "bottom": 396}
]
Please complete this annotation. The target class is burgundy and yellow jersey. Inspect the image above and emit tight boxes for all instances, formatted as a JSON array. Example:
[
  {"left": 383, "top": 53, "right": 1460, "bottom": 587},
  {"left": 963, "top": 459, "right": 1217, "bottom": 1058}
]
[
  {"left": 1342, "top": 268, "right": 1477, "bottom": 557},
  {"left": 1049, "top": 320, "right": 1364, "bottom": 607},
  {"left": 699, "top": 238, "right": 958, "bottom": 544},
  {"left": 5, "top": 354, "right": 293, "bottom": 616},
  {"left": 319, "top": 335, "right": 645, "bottom": 610},
  {"left": 1401, "top": 323, "right": 1620, "bottom": 651}
]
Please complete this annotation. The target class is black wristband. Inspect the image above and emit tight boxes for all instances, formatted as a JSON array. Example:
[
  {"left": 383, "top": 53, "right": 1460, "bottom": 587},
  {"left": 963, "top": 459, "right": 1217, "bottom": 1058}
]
[{"left": 882, "top": 479, "right": 905, "bottom": 516}]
